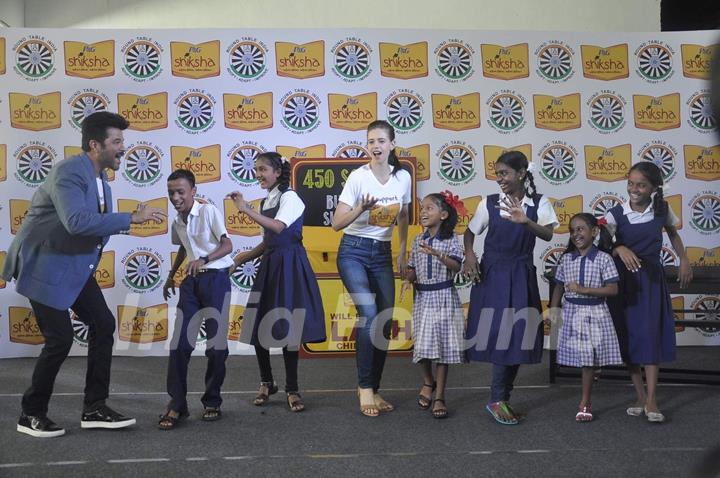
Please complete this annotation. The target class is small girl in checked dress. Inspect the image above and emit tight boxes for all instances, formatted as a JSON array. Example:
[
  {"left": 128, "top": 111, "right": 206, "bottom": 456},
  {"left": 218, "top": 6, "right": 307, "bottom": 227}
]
[
  {"left": 402, "top": 191, "right": 466, "bottom": 419},
  {"left": 549, "top": 213, "right": 622, "bottom": 422}
]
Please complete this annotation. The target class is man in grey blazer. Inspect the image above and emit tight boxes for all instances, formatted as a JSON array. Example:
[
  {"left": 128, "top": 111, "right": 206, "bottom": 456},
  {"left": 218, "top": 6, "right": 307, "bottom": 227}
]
[{"left": 2, "top": 111, "right": 165, "bottom": 438}]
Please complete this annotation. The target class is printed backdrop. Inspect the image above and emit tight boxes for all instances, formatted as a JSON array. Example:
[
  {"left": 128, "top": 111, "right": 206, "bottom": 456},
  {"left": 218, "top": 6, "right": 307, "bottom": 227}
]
[{"left": 0, "top": 28, "right": 718, "bottom": 358}]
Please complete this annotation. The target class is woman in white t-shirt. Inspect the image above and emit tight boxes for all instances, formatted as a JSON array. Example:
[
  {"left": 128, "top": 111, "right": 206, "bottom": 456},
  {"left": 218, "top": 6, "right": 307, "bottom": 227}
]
[{"left": 332, "top": 120, "right": 412, "bottom": 418}]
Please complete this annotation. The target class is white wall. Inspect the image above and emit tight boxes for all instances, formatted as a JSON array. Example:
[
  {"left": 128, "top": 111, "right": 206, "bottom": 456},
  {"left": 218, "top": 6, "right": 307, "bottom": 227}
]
[
  {"left": 0, "top": 0, "right": 25, "bottom": 27},
  {"left": 22, "top": 0, "right": 661, "bottom": 31}
]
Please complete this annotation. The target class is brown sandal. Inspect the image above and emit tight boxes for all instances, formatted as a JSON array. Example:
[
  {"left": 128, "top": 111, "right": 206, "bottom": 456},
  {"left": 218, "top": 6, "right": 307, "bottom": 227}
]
[
  {"left": 287, "top": 393, "right": 305, "bottom": 412},
  {"left": 432, "top": 399, "right": 448, "bottom": 419},
  {"left": 158, "top": 410, "right": 188, "bottom": 430},
  {"left": 201, "top": 406, "right": 221, "bottom": 421},
  {"left": 253, "top": 381, "right": 278, "bottom": 406},
  {"left": 417, "top": 382, "right": 436, "bottom": 410},
  {"left": 357, "top": 387, "right": 379, "bottom": 417}
]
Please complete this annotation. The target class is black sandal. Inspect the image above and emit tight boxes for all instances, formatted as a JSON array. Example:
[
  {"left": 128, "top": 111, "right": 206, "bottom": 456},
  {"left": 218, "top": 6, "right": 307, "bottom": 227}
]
[
  {"left": 287, "top": 392, "right": 305, "bottom": 413},
  {"left": 253, "top": 381, "right": 278, "bottom": 406},
  {"left": 158, "top": 410, "right": 188, "bottom": 430},
  {"left": 201, "top": 406, "right": 221, "bottom": 421},
  {"left": 432, "top": 399, "right": 448, "bottom": 419},
  {"left": 418, "top": 382, "right": 436, "bottom": 410}
]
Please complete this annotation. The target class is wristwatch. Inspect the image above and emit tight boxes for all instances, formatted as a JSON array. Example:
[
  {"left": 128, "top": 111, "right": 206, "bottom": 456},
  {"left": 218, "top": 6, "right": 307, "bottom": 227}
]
[{"left": 200, "top": 255, "right": 209, "bottom": 264}]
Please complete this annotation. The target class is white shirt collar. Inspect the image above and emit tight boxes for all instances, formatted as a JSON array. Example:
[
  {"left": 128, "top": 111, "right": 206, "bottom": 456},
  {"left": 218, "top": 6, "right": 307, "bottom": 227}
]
[
  {"left": 177, "top": 200, "right": 201, "bottom": 224},
  {"left": 622, "top": 200, "right": 653, "bottom": 216},
  {"left": 499, "top": 192, "right": 534, "bottom": 208},
  {"left": 266, "top": 186, "right": 282, "bottom": 203}
]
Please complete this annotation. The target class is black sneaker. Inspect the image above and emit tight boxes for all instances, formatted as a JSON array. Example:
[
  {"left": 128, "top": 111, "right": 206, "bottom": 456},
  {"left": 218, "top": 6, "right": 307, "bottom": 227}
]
[
  {"left": 17, "top": 413, "right": 65, "bottom": 438},
  {"left": 81, "top": 405, "right": 136, "bottom": 429}
]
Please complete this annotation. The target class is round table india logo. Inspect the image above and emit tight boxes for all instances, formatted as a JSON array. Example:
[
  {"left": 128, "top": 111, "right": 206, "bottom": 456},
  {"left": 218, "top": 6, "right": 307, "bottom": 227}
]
[
  {"left": 539, "top": 143, "right": 578, "bottom": 185},
  {"left": 229, "top": 144, "right": 263, "bottom": 185},
  {"left": 123, "top": 40, "right": 162, "bottom": 80},
  {"left": 228, "top": 40, "right": 268, "bottom": 81},
  {"left": 176, "top": 92, "right": 215, "bottom": 132},
  {"left": 588, "top": 93, "right": 626, "bottom": 133},
  {"left": 636, "top": 42, "right": 674, "bottom": 82},
  {"left": 639, "top": 142, "right": 677, "bottom": 182},
  {"left": 334, "top": 143, "right": 370, "bottom": 159},
  {"left": 333, "top": 40, "right": 371, "bottom": 81},
  {"left": 15, "top": 38, "right": 56, "bottom": 79},
  {"left": 123, "top": 145, "right": 163, "bottom": 186},
  {"left": 488, "top": 93, "right": 526, "bottom": 132},
  {"left": 282, "top": 93, "right": 320, "bottom": 132},
  {"left": 122, "top": 250, "right": 163, "bottom": 292},
  {"left": 15, "top": 145, "right": 55, "bottom": 186},
  {"left": 70, "top": 92, "right": 109, "bottom": 129},
  {"left": 536, "top": 42, "right": 574, "bottom": 82},
  {"left": 231, "top": 257, "right": 260, "bottom": 291},
  {"left": 386, "top": 92, "right": 424, "bottom": 132},
  {"left": 690, "top": 193, "right": 720, "bottom": 233},
  {"left": 435, "top": 41, "right": 474, "bottom": 82},
  {"left": 437, "top": 143, "right": 477, "bottom": 185},
  {"left": 589, "top": 193, "right": 625, "bottom": 219}
]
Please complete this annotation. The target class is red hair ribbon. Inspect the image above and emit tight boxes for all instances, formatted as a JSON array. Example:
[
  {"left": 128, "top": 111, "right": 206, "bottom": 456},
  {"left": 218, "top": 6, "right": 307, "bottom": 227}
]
[
  {"left": 596, "top": 217, "right": 608, "bottom": 226},
  {"left": 440, "top": 190, "right": 468, "bottom": 216}
]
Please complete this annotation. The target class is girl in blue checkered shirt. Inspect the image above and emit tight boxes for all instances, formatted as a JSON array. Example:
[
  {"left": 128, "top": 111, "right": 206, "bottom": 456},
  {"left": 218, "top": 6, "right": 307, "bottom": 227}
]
[{"left": 549, "top": 213, "right": 622, "bottom": 422}]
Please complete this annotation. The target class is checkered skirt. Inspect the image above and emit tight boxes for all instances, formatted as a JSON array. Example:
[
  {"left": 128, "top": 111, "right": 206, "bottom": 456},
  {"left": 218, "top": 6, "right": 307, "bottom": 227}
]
[
  {"left": 557, "top": 302, "right": 623, "bottom": 368},
  {"left": 412, "top": 287, "right": 466, "bottom": 364}
]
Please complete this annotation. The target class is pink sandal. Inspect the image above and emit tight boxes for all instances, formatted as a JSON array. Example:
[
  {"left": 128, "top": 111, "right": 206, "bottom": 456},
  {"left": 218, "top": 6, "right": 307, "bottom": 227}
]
[{"left": 575, "top": 404, "right": 593, "bottom": 422}]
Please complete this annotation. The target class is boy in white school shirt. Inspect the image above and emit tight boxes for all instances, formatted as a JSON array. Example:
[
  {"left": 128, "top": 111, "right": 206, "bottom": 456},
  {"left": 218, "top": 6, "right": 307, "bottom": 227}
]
[{"left": 159, "top": 168, "right": 234, "bottom": 430}]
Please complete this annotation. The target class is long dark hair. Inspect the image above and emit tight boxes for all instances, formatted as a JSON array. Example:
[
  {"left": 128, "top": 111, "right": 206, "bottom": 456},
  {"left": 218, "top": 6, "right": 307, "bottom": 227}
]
[
  {"left": 564, "top": 213, "right": 613, "bottom": 255},
  {"left": 629, "top": 162, "right": 667, "bottom": 217},
  {"left": 496, "top": 150, "right": 539, "bottom": 200},
  {"left": 367, "top": 120, "right": 403, "bottom": 176},
  {"left": 256, "top": 152, "right": 290, "bottom": 192},
  {"left": 425, "top": 193, "right": 458, "bottom": 240}
]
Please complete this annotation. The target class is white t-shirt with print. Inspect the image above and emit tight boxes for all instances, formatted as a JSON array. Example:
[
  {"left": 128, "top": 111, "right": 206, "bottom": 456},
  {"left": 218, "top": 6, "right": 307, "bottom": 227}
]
[{"left": 338, "top": 164, "right": 412, "bottom": 241}]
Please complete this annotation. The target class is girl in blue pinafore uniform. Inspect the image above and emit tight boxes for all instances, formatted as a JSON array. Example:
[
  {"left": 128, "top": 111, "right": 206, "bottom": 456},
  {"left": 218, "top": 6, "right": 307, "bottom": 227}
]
[
  {"left": 229, "top": 152, "right": 326, "bottom": 413},
  {"left": 462, "top": 151, "right": 558, "bottom": 425},
  {"left": 605, "top": 162, "right": 692, "bottom": 423}
]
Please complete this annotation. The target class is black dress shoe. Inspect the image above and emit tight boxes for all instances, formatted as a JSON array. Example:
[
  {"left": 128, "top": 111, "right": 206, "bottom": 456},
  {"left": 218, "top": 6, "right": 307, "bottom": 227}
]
[
  {"left": 17, "top": 413, "right": 65, "bottom": 438},
  {"left": 81, "top": 405, "right": 136, "bottom": 429}
]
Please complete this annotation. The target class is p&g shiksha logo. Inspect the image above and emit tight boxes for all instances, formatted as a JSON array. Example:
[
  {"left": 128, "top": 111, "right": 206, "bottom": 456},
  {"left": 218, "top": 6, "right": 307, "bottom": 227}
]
[
  {"left": 68, "top": 90, "right": 110, "bottom": 130},
  {"left": 14, "top": 142, "right": 56, "bottom": 187},
  {"left": 227, "top": 38, "right": 269, "bottom": 81},
  {"left": 228, "top": 142, "right": 266, "bottom": 186},
  {"left": 121, "top": 247, "right": 164, "bottom": 293},
  {"left": 332, "top": 37, "right": 372, "bottom": 82},
  {"left": 14, "top": 36, "right": 57, "bottom": 80},
  {"left": 122, "top": 37, "right": 163, "bottom": 81}
]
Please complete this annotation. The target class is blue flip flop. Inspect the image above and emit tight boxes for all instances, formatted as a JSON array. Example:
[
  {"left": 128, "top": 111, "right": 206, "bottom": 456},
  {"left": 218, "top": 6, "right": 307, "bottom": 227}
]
[{"left": 486, "top": 402, "right": 518, "bottom": 425}]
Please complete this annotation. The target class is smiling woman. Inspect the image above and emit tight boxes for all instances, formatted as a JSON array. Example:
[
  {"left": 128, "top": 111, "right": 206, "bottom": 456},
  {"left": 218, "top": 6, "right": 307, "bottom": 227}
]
[{"left": 332, "top": 120, "right": 412, "bottom": 418}]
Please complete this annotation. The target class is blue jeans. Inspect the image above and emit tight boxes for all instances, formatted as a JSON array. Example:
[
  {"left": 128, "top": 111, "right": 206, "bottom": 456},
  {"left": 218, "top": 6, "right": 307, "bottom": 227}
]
[
  {"left": 337, "top": 234, "right": 395, "bottom": 390},
  {"left": 490, "top": 363, "right": 520, "bottom": 403}
]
